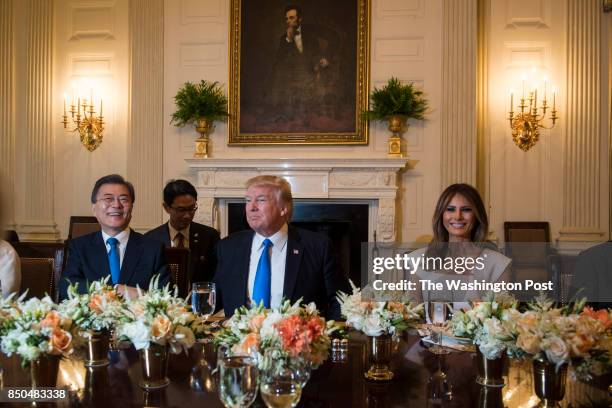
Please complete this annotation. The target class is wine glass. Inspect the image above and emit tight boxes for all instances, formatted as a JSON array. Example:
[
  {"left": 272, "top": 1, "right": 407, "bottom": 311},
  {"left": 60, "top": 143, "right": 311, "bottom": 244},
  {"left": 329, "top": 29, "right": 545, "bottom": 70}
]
[
  {"left": 427, "top": 301, "right": 452, "bottom": 355},
  {"left": 192, "top": 282, "right": 216, "bottom": 321},
  {"left": 427, "top": 356, "right": 453, "bottom": 404},
  {"left": 218, "top": 351, "right": 258, "bottom": 408},
  {"left": 260, "top": 365, "right": 303, "bottom": 408},
  {"left": 291, "top": 360, "right": 311, "bottom": 389}
]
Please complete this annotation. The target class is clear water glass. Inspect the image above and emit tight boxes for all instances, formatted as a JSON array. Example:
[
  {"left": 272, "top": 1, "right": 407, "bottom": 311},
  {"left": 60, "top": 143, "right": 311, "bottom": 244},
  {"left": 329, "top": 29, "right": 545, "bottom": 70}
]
[
  {"left": 218, "top": 355, "right": 258, "bottom": 408},
  {"left": 192, "top": 282, "right": 216, "bottom": 320},
  {"left": 427, "top": 301, "right": 451, "bottom": 355}
]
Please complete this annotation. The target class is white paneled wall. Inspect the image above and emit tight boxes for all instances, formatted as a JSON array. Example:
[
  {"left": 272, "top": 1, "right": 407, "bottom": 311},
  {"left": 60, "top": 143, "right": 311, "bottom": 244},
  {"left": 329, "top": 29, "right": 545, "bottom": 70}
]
[
  {"left": 2, "top": 0, "right": 608, "bottom": 244},
  {"left": 53, "top": 0, "right": 129, "bottom": 238},
  {"left": 371, "top": 0, "right": 443, "bottom": 242},
  {"left": 163, "top": 0, "right": 444, "bottom": 242},
  {"left": 0, "top": 0, "right": 15, "bottom": 229},
  {"left": 485, "top": 0, "right": 566, "bottom": 242}
]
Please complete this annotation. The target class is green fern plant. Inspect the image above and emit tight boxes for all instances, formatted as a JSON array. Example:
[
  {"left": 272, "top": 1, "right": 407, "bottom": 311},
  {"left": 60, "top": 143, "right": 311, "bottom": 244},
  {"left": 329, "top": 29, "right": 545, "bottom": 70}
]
[
  {"left": 362, "top": 77, "right": 428, "bottom": 121},
  {"left": 170, "top": 80, "right": 229, "bottom": 127}
]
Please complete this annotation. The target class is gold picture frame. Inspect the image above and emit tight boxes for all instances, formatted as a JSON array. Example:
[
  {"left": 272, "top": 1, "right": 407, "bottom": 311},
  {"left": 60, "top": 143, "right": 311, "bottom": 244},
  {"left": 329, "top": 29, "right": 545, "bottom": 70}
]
[{"left": 228, "top": 0, "right": 370, "bottom": 145}]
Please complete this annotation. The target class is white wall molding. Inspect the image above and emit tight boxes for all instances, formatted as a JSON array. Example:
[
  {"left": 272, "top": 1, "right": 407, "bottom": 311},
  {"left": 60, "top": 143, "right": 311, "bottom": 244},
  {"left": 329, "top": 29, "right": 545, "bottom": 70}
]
[
  {"left": 179, "top": 42, "right": 225, "bottom": 66},
  {"left": 127, "top": 0, "right": 164, "bottom": 232},
  {"left": 504, "top": 0, "right": 551, "bottom": 30},
  {"left": 0, "top": 0, "right": 16, "bottom": 229},
  {"left": 440, "top": 0, "right": 477, "bottom": 187},
  {"left": 374, "top": 37, "right": 425, "bottom": 62},
  {"left": 187, "top": 158, "right": 409, "bottom": 242},
  {"left": 180, "top": 0, "right": 225, "bottom": 25},
  {"left": 68, "top": 1, "right": 117, "bottom": 41},
  {"left": 557, "top": 0, "right": 605, "bottom": 251},
  {"left": 19, "top": 0, "right": 59, "bottom": 241},
  {"left": 376, "top": 0, "right": 425, "bottom": 19},
  {"left": 69, "top": 53, "right": 114, "bottom": 76},
  {"left": 502, "top": 41, "right": 551, "bottom": 69}
]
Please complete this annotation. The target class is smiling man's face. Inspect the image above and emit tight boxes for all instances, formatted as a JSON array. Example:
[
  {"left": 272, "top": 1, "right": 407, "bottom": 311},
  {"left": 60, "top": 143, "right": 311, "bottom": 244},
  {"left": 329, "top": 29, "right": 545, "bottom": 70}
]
[{"left": 92, "top": 183, "right": 133, "bottom": 236}]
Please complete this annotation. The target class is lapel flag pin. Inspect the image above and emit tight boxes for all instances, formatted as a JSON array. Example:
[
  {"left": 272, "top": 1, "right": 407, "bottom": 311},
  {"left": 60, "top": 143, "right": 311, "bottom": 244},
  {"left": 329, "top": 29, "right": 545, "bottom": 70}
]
[{"left": 293, "top": 249, "right": 299, "bottom": 255}]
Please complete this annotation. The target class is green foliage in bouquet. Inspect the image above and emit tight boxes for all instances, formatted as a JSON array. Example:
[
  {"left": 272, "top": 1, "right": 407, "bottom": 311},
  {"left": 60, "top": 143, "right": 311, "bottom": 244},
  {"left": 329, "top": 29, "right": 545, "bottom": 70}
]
[
  {"left": 170, "top": 80, "right": 229, "bottom": 127},
  {"left": 362, "top": 77, "right": 428, "bottom": 122}
]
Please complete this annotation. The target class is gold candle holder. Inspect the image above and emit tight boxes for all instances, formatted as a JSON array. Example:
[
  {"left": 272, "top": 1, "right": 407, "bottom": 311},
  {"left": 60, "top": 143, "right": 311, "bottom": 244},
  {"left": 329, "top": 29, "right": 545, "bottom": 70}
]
[{"left": 62, "top": 95, "right": 105, "bottom": 152}]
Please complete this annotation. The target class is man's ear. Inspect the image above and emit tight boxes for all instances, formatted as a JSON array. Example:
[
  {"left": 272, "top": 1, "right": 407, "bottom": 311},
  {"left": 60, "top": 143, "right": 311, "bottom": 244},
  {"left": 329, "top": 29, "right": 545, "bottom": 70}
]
[
  {"left": 280, "top": 205, "right": 289, "bottom": 217},
  {"left": 91, "top": 203, "right": 96, "bottom": 216},
  {"left": 162, "top": 203, "right": 171, "bottom": 215}
]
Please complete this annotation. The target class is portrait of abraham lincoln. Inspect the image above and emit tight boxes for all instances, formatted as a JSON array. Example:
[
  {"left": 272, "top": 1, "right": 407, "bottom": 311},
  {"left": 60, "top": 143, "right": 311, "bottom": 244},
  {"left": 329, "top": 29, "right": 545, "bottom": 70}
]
[{"left": 229, "top": 0, "right": 369, "bottom": 145}]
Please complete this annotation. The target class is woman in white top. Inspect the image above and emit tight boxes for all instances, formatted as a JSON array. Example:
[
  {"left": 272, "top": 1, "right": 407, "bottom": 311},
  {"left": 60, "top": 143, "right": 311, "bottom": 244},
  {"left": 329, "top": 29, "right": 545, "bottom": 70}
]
[
  {"left": 0, "top": 239, "right": 21, "bottom": 298},
  {"left": 408, "top": 183, "right": 511, "bottom": 303}
]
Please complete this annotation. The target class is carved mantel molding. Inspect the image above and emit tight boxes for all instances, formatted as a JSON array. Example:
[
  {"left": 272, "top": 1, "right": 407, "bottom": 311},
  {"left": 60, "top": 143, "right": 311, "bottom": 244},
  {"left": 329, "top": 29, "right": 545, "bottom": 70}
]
[{"left": 186, "top": 158, "right": 410, "bottom": 242}]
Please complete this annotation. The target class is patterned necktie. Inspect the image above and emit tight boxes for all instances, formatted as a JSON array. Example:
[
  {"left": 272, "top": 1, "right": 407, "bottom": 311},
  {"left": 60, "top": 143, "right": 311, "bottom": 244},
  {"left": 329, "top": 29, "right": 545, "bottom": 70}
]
[
  {"left": 252, "top": 238, "right": 273, "bottom": 308},
  {"left": 176, "top": 232, "right": 185, "bottom": 249},
  {"left": 107, "top": 237, "right": 120, "bottom": 285}
]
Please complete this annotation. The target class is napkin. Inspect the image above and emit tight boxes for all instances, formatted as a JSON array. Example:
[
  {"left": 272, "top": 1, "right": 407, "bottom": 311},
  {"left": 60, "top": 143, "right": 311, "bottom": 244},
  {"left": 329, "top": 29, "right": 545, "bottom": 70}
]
[{"left": 420, "top": 334, "right": 475, "bottom": 352}]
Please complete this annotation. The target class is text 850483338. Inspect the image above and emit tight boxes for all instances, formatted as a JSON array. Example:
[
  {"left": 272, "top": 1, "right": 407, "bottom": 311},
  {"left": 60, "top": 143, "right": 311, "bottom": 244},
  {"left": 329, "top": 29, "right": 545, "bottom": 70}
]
[{"left": 1, "top": 388, "right": 68, "bottom": 402}]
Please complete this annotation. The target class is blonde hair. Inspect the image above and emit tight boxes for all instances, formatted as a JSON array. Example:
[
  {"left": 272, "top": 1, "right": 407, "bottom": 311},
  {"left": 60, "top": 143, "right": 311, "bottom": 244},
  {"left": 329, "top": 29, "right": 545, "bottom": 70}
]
[{"left": 245, "top": 175, "right": 293, "bottom": 219}]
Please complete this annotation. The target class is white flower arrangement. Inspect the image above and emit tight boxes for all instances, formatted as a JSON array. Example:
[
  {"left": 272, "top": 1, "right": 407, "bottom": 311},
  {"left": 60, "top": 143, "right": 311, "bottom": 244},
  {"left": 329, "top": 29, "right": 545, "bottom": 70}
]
[
  {"left": 214, "top": 299, "right": 333, "bottom": 375},
  {"left": 115, "top": 276, "right": 204, "bottom": 354},
  {"left": 336, "top": 281, "right": 423, "bottom": 337},
  {"left": 515, "top": 297, "right": 611, "bottom": 373},
  {"left": 59, "top": 276, "right": 126, "bottom": 332},
  {"left": 0, "top": 294, "right": 75, "bottom": 364},
  {"left": 450, "top": 292, "right": 521, "bottom": 360}
]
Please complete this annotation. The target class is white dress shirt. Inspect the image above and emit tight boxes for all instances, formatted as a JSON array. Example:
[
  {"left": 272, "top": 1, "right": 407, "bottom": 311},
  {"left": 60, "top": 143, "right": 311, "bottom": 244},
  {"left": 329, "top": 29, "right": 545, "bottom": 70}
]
[
  {"left": 168, "top": 223, "right": 190, "bottom": 249},
  {"left": 101, "top": 228, "right": 130, "bottom": 269},
  {"left": 286, "top": 26, "right": 303, "bottom": 53},
  {"left": 247, "top": 223, "right": 288, "bottom": 308},
  {"left": 0, "top": 240, "right": 20, "bottom": 298}
]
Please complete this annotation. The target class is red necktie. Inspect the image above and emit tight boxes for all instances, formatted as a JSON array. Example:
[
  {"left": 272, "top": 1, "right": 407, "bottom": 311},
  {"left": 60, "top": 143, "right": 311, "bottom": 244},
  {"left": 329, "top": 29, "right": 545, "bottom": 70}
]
[{"left": 176, "top": 232, "right": 185, "bottom": 248}]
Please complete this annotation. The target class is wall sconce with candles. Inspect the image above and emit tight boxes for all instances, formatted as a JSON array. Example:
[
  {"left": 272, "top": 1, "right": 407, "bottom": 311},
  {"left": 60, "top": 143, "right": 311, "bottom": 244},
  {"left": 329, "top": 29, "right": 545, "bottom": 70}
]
[
  {"left": 62, "top": 84, "right": 105, "bottom": 152},
  {"left": 508, "top": 75, "right": 558, "bottom": 152}
]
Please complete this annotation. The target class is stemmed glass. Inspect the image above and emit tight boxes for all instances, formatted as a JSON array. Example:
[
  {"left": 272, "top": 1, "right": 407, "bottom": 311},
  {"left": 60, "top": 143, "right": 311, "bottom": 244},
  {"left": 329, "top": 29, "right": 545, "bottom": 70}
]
[
  {"left": 260, "top": 365, "right": 303, "bottom": 408},
  {"left": 192, "top": 282, "right": 216, "bottom": 322},
  {"left": 427, "top": 301, "right": 452, "bottom": 355},
  {"left": 427, "top": 356, "right": 453, "bottom": 404},
  {"left": 217, "top": 347, "right": 259, "bottom": 408}
]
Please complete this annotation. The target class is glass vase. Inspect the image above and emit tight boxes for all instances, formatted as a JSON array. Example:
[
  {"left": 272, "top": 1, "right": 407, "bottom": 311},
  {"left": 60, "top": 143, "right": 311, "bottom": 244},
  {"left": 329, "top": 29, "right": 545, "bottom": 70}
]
[
  {"left": 138, "top": 343, "right": 170, "bottom": 389},
  {"left": 364, "top": 334, "right": 393, "bottom": 381}
]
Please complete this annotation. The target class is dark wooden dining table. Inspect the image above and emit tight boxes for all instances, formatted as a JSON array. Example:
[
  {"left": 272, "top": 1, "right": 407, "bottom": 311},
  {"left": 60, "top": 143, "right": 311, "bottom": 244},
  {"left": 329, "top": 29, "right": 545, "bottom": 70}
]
[{"left": 1, "top": 332, "right": 611, "bottom": 407}]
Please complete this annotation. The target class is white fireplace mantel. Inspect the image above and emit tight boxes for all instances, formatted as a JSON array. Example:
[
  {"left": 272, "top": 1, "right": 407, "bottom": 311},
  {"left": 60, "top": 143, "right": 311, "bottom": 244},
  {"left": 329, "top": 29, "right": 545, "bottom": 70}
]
[{"left": 186, "top": 158, "right": 410, "bottom": 242}]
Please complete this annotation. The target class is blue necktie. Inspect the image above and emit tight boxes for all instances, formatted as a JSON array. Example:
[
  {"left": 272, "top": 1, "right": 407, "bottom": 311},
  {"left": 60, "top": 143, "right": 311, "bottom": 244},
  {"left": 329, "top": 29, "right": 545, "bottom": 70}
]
[
  {"left": 252, "top": 239, "right": 273, "bottom": 308},
  {"left": 107, "top": 237, "right": 120, "bottom": 285}
]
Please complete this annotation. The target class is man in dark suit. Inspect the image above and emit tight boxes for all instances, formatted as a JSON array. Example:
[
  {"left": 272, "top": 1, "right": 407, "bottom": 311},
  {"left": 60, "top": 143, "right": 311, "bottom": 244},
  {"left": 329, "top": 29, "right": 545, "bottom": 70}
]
[
  {"left": 146, "top": 179, "right": 220, "bottom": 283},
  {"left": 59, "top": 174, "right": 169, "bottom": 300},
  {"left": 214, "top": 175, "right": 348, "bottom": 320},
  {"left": 267, "top": 4, "right": 340, "bottom": 121}
]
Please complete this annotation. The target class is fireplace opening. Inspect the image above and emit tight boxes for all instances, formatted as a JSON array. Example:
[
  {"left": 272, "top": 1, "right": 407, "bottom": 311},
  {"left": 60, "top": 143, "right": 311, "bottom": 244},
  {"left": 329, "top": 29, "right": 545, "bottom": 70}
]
[{"left": 227, "top": 202, "right": 369, "bottom": 286}]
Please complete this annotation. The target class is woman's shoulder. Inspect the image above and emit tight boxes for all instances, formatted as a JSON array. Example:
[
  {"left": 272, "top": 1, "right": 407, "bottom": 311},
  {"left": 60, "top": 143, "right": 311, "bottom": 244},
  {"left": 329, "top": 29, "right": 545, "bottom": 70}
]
[
  {"left": 0, "top": 240, "right": 17, "bottom": 257},
  {"left": 481, "top": 247, "right": 511, "bottom": 265},
  {"left": 406, "top": 246, "right": 428, "bottom": 257}
]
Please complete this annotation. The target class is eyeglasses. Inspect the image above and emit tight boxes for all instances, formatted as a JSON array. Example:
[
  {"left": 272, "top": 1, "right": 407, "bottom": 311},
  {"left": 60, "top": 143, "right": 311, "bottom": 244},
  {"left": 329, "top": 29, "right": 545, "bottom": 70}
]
[
  {"left": 170, "top": 205, "right": 198, "bottom": 214},
  {"left": 97, "top": 196, "right": 132, "bottom": 206}
]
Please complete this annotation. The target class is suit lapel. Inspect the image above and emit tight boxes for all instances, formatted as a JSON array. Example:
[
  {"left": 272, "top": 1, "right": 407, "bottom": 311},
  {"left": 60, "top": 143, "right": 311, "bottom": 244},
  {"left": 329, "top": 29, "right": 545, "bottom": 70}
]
[
  {"left": 283, "top": 227, "right": 303, "bottom": 301},
  {"left": 120, "top": 230, "right": 143, "bottom": 284},
  {"left": 189, "top": 223, "right": 202, "bottom": 252},
  {"left": 162, "top": 223, "right": 172, "bottom": 247},
  {"left": 237, "top": 231, "right": 254, "bottom": 304},
  {"left": 92, "top": 232, "right": 111, "bottom": 280}
]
